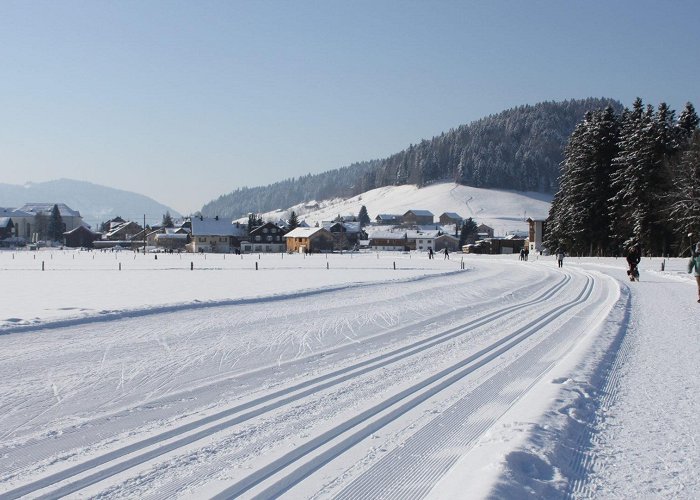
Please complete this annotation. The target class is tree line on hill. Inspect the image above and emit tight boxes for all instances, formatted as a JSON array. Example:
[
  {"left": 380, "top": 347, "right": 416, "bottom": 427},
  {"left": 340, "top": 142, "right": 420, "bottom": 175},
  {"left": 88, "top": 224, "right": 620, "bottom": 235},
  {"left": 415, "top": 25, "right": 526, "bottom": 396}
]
[
  {"left": 201, "top": 98, "right": 621, "bottom": 219},
  {"left": 544, "top": 98, "right": 699, "bottom": 257}
]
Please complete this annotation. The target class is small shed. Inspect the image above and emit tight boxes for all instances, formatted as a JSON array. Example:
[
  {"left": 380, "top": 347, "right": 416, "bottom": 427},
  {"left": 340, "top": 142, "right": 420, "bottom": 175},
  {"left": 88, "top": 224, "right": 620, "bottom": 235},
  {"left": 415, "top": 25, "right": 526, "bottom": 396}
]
[{"left": 63, "top": 225, "right": 100, "bottom": 248}]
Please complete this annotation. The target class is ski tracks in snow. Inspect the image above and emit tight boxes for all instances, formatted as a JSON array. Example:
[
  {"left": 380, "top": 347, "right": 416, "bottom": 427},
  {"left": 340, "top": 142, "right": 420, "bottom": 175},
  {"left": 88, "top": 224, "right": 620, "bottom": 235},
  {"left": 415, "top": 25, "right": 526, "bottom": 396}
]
[{"left": 0, "top": 263, "right": 618, "bottom": 499}]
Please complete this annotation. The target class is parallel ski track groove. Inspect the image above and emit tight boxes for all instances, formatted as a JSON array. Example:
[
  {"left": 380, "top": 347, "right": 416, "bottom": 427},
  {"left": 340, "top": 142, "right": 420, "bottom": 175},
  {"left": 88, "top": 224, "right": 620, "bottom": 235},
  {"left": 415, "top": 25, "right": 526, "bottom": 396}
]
[
  {"left": 0, "top": 275, "right": 570, "bottom": 500},
  {"left": 566, "top": 284, "right": 634, "bottom": 499},
  {"left": 214, "top": 275, "right": 595, "bottom": 499},
  {"left": 337, "top": 274, "right": 605, "bottom": 499}
]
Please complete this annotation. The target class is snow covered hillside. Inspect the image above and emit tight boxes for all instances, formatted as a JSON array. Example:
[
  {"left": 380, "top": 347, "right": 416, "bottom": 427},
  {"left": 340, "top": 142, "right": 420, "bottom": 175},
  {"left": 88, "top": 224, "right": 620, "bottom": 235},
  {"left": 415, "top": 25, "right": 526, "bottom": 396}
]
[
  {"left": 0, "top": 250, "right": 697, "bottom": 498},
  {"left": 252, "top": 183, "right": 552, "bottom": 236}
]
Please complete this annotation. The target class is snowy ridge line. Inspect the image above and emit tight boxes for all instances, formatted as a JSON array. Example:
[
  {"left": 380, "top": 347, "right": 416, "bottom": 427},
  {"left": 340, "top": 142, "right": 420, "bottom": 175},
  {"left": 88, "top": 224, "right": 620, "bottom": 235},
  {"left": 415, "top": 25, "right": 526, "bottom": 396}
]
[
  {"left": 214, "top": 275, "right": 595, "bottom": 499},
  {"left": 0, "top": 269, "right": 464, "bottom": 335},
  {"left": 566, "top": 283, "right": 633, "bottom": 499},
  {"left": 0, "top": 274, "right": 571, "bottom": 500}
]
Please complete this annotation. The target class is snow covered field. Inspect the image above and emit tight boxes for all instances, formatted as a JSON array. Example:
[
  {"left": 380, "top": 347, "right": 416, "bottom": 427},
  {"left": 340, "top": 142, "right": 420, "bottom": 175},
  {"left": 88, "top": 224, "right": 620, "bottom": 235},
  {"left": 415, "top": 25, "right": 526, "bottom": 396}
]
[{"left": 0, "top": 249, "right": 697, "bottom": 499}]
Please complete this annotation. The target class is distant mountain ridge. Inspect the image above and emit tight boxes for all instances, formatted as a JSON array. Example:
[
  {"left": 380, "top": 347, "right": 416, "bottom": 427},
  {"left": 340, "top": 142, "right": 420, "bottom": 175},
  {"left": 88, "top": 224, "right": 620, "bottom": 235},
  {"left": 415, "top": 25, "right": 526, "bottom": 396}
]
[
  {"left": 0, "top": 179, "right": 181, "bottom": 228},
  {"left": 202, "top": 97, "right": 622, "bottom": 219}
]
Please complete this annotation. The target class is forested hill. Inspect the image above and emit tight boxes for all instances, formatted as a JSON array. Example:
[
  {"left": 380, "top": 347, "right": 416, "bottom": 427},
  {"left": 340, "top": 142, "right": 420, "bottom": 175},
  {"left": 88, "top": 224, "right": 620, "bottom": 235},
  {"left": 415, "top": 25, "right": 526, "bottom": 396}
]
[{"left": 202, "top": 98, "right": 622, "bottom": 218}]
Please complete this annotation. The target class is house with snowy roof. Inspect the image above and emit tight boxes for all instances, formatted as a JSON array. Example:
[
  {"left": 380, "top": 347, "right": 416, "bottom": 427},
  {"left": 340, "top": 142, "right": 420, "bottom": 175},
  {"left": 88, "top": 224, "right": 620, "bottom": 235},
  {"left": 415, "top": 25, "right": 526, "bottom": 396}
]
[
  {"left": 434, "top": 233, "right": 460, "bottom": 252},
  {"left": 284, "top": 227, "right": 334, "bottom": 253},
  {"left": 188, "top": 216, "right": 247, "bottom": 253},
  {"left": 242, "top": 222, "right": 287, "bottom": 253},
  {"left": 18, "top": 203, "right": 84, "bottom": 233},
  {"left": 403, "top": 210, "right": 434, "bottom": 225},
  {"left": 145, "top": 227, "right": 190, "bottom": 251},
  {"left": 374, "top": 214, "right": 402, "bottom": 225},
  {"left": 63, "top": 225, "right": 100, "bottom": 248},
  {"left": 0, "top": 217, "right": 15, "bottom": 240},
  {"left": 405, "top": 229, "right": 440, "bottom": 252},
  {"left": 477, "top": 223, "right": 495, "bottom": 239},
  {"left": 104, "top": 221, "right": 143, "bottom": 241},
  {"left": 1, "top": 204, "right": 84, "bottom": 242},
  {"left": 320, "top": 221, "right": 366, "bottom": 251},
  {"left": 368, "top": 231, "right": 408, "bottom": 251},
  {"left": 439, "top": 212, "right": 463, "bottom": 225}
]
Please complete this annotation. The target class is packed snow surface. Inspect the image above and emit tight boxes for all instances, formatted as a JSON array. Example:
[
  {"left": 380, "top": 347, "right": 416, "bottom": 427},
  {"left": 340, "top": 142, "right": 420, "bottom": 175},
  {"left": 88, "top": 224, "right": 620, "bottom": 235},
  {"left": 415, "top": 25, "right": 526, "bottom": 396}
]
[{"left": 0, "top": 249, "right": 697, "bottom": 499}]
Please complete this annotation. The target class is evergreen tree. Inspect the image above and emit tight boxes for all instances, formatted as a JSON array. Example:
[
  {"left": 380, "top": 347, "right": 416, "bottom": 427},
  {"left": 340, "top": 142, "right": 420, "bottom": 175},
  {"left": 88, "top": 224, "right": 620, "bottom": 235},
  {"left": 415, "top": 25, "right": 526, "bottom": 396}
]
[
  {"left": 48, "top": 204, "right": 64, "bottom": 242},
  {"left": 458, "top": 217, "right": 479, "bottom": 247},
  {"left": 551, "top": 108, "right": 620, "bottom": 255},
  {"left": 162, "top": 211, "right": 174, "bottom": 228},
  {"left": 247, "top": 213, "right": 263, "bottom": 235},
  {"left": 678, "top": 102, "right": 699, "bottom": 137},
  {"left": 358, "top": 205, "right": 371, "bottom": 227},
  {"left": 288, "top": 211, "right": 299, "bottom": 230},
  {"left": 610, "top": 101, "right": 681, "bottom": 254},
  {"left": 666, "top": 130, "right": 700, "bottom": 254}
]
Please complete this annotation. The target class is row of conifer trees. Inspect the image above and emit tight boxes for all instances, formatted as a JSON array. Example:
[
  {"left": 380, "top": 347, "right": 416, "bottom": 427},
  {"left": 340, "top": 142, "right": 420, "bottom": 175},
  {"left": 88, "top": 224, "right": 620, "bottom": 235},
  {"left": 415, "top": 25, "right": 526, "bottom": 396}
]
[{"left": 545, "top": 98, "right": 699, "bottom": 257}]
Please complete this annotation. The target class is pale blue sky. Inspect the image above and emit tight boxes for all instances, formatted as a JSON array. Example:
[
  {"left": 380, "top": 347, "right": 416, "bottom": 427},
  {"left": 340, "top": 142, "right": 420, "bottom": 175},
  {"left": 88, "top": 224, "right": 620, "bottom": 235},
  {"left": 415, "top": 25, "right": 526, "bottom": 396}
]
[{"left": 2, "top": 0, "right": 699, "bottom": 213}]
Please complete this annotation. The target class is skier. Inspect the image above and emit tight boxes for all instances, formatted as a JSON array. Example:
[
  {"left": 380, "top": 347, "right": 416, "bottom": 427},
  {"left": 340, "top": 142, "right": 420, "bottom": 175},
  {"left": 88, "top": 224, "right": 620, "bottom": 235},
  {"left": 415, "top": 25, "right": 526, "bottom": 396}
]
[
  {"left": 688, "top": 242, "right": 700, "bottom": 303},
  {"left": 555, "top": 247, "right": 565, "bottom": 268},
  {"left": 626, "top": 242, "right": 641, "bottom": 281},
  {"left": 428, "top": 247, "right": 434, "bottom": 259},
  {"left": 444, "top": 247, "right": 450, "bottom": 260}
]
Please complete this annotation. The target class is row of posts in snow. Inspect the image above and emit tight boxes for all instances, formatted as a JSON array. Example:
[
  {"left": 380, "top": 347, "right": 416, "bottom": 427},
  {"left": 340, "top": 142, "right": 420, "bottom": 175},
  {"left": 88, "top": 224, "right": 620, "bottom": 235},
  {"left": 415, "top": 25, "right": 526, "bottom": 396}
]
[{"left": 7, "top": 251, "right": 467, "bottom": 271}]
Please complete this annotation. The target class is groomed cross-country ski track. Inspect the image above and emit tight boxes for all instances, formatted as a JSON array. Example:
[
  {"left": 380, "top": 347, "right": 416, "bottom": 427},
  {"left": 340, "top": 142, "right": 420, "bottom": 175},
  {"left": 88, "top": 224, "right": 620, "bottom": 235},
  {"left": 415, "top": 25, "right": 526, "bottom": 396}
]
[{"left": 0, "top": 253, "right": 624, "bottom": 498}]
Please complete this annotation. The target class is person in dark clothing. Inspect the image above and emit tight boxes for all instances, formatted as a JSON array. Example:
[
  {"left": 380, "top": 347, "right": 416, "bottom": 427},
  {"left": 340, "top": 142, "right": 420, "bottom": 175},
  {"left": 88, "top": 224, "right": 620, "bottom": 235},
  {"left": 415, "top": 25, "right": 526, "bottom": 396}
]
[
  {"left": 444, "top": 247, "right": 450, "bottom": 260},
  {"left": 555, "top": 247, "right": 565, "bottom": 268},
  {"left": 626, "top": 243, "right": 641, "bottom": 281},
  {"left": 688, "top": 242, "right": 700, "bottom": 303}
]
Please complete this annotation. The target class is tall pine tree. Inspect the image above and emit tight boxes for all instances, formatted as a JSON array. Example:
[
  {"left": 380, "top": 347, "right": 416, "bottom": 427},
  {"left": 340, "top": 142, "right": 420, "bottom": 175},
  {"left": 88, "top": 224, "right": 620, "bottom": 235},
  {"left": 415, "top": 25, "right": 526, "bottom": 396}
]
[{"left": 48, "top": 204, "right": 64, "bottom": 242}]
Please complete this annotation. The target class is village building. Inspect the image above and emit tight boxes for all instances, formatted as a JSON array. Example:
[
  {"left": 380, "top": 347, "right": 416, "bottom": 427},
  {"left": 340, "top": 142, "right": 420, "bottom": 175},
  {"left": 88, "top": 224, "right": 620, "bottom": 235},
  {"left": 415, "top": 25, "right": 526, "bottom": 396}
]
[
  {"left": 374, "top": 214, "right": 402, "bottom": 225},
  {"left": 187, "top": 216, "right": 247, "bottom": 253},
  {"left": 242, "top": 222, "right": 287, "bottom": 253},
  {"left": 103, "top": 221, "right": 143, "bottom": 242},
  {"left": 527, "top": 218, "right": 547, "bottom": 254},
  {"left": 284, "top": 227, "right": 334, "bottom": 253},
  {"left": 368, "top": 231, "right": 408, "bottom": 251},
  {"left": 403, "top": 210, "right": 434, "bottom": 226},
  {"left": 63, "top": 225, "right": 100, "bottom": 248},
  {"left": 439, "top": 212, "right": 463, "bottom": 225},
  {"left": 323, "top": 221, "right": 365, "bottom": 251},
  {"left": 0, "top": 208, "right": 33, "bottom": 240},
  {"left": 0, "top": 217, "right": 15, "bottom": 240},
  {"left": 0, "top": 204, "right": 84, "bottom": 242},
  {"left": 434, "top": 233, "right": 461, "bottom": 252},
  {"left": 154, "top": 232, "right": 189, "bottom": 251},
  {"left": 18, "top": 203, "right": 84, "bottom": 233},
  {"left": 464, "top": 236, "right": 527, "bottom": 255},
  {"left": 405, "top": 229, "right": 440, "bottom": 252},
  {"left": 477, "top": 223, "right": 495, "bottom": 239}
]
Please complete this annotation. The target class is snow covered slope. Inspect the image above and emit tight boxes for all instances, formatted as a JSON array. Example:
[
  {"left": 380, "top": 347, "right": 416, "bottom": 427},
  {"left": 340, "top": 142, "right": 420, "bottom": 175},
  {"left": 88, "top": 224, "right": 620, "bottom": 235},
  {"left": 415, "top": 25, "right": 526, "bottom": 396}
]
[{"left": 258, "top": 183, "right": 552, "bottom": 236}]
